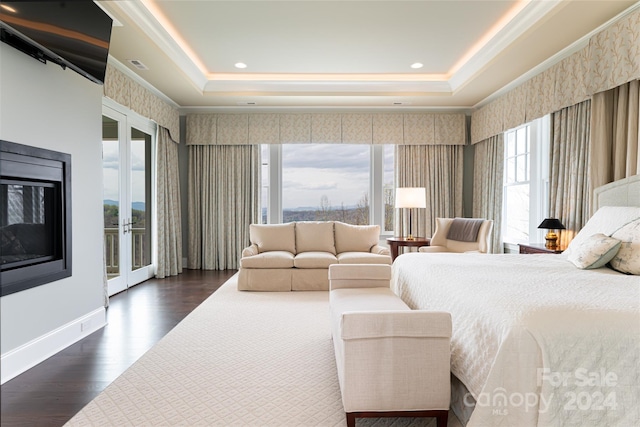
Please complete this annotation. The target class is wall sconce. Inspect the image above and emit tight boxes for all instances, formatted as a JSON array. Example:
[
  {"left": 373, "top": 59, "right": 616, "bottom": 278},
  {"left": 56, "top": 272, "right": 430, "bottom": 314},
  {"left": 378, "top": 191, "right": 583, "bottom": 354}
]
[{"left": 395, "top": 187, "right": 426, "bottom": 240}]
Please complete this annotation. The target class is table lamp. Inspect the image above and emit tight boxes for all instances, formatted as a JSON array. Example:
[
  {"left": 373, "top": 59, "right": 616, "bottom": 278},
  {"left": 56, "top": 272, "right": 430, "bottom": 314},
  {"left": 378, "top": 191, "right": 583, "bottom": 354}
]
[
  {"left": 537, "top": 218, "right": 566, "bottom": 250},
  {"left": 395, "top": 187, "right": 426, "bottom": 240}
]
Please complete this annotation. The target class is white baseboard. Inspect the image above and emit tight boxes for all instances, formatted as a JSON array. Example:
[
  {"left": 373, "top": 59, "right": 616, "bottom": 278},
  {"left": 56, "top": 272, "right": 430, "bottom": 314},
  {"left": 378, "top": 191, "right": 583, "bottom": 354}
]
[{"left": 0, "top": 307, "right": 106, "bottom": 384}]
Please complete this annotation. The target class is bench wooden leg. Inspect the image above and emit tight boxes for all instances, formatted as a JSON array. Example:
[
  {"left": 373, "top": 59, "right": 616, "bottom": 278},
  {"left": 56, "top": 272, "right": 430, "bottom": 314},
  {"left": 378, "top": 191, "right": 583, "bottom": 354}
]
[
  {"left": 346, "top": 412, "right": 356, "bottom": 427},
  {"left": 346, "top": 410, "right": 448, "bottom": 426}
]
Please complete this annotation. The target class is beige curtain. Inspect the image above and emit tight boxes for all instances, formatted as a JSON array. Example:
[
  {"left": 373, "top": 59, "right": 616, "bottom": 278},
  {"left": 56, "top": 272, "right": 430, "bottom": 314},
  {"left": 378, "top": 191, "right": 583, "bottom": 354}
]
[
  {"left": 395, "top": 145, "right": 464, "bottom": 239},
  {"left": 472, "top": 134, "right": 504, "bottom": 253},
  {"left": 156, "top": 127, "right": 183, "bottom": 278},
  {"left": 188, "top": 145, "right": 260, "bottom": 270},
  {"left": 590, "top": 79, "right": 640, "bottom": 204},
  {"left": 549, "top": 100, "right": 591, "bottom": 248}
]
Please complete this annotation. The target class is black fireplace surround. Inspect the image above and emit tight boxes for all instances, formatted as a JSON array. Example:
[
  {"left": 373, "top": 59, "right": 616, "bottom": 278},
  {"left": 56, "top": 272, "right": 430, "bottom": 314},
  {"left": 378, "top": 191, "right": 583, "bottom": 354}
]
[{"left": 0, "top": 140, "right": 72, "bottom": 296}]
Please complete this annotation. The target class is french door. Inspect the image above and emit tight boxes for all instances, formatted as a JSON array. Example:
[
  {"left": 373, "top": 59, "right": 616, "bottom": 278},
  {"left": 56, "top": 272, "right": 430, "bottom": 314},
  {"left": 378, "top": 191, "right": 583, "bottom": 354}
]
[{"left": 102, "top": 104, "right": 156, "bottom": 296}]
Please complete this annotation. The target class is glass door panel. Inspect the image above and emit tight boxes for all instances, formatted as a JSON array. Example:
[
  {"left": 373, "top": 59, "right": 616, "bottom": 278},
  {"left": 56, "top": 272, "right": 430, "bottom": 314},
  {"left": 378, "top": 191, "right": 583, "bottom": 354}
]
[
  {"left": 102, "top": 113, "right": 126, "bottom": 295},
  {"left": 130, "top": 127, "right": 152, "bottom": 272},
  {"left": 102, "top": 104, "right": 155, "bottom": 296}
]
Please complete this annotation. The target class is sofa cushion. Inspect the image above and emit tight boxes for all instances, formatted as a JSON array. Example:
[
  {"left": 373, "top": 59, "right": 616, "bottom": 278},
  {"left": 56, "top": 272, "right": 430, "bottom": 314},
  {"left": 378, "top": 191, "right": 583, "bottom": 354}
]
[
  {"left": 250, "top": 223, "right": 296, "bottom": 254},
  {"left": 334, "top": 222, "right": 380, "bottom": 253},
  {"left": 240, "top": 251, "right": 294, "bottom": 268},
  {"left": 295, "top": 221, "right": 336, "bottom": 255},
  {"left": 337, "top": 252, "right": 392, "bottom": 265},
  {"left": 293, "top": 251, "right": 338, "bottom": 269}
]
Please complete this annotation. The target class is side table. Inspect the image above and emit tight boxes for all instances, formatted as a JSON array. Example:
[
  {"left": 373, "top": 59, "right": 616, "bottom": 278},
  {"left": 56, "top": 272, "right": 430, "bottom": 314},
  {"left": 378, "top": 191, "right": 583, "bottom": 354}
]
[
  {"left": 386, "top": 237, "right": 431, "bottom": 261},
  {"left": 518, "top": 243, "right": 564, "bottom": 254}
]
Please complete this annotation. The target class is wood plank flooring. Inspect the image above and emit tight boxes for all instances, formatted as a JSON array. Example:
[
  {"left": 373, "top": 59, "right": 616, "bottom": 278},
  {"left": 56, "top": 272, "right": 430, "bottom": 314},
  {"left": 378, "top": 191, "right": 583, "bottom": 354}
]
[{"left": 0, "top": 269, "right": 237, "bottom": 427}]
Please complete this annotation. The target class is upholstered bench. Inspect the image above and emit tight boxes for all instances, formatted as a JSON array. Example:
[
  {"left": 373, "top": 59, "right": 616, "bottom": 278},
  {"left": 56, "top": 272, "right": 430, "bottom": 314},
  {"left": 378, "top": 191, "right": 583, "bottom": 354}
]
[{"left": 328, "top": 264, "right": 452, "bottom": 427}]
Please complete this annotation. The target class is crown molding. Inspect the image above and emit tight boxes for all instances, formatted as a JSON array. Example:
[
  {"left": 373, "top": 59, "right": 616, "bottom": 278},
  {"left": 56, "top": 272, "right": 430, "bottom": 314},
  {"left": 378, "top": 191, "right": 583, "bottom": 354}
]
[
  {"left": 449, "top": 0, "right": 562, "bottom": 92},
  {"left": 473, "top": 1, "right": 640, "bottom": 109},
  {"left": 111, "top": 0, "right": 209, "bottom": 91}
]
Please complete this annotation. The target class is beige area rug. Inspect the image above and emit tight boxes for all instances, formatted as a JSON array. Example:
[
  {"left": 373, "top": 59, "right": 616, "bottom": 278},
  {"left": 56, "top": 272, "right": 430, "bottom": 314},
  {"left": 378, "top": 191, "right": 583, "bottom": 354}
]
[{"left": 66, "top": 275, "right": 460, "bottom": 426}]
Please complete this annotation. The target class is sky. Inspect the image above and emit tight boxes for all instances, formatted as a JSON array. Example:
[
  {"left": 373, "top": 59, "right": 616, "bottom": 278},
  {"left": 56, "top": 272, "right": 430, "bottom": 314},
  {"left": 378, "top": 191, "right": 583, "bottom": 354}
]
[
  {"left": 102, "top": 139, "right": 148, "bottom": 206},
  {"left": 279, "top": 144, "right": 394, "bottom": 209}
]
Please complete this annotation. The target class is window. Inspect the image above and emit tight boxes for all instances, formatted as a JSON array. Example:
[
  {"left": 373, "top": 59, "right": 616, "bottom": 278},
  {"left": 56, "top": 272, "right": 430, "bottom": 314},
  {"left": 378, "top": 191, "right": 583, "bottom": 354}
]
[
  {"left": 260, "top": 144, "right": 394, "bottom": 234},
  {"left": 502, "top": 116, "right": 550, "bottom": 245}
]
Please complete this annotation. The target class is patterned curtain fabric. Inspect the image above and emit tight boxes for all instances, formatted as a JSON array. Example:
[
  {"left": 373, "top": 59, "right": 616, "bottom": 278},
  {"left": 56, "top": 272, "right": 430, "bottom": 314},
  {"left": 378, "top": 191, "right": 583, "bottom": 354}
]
[
  {"left": 188, "top": 145, "right": 260, "bottom": 270},
  {"left": 394, "top": 145, "right": 464, "bottom": 239},
  {"left": 472, "top": 134, "right": 504, "bottom": 253},
  {"left": 156, "top": 127, "right": 183, "bottom": 278},
  {"left": 549, "top": 100, "right": 592, "bottom": 249},
  {"left": 590, "top": 79, "right": 640, "bottom": 205}
]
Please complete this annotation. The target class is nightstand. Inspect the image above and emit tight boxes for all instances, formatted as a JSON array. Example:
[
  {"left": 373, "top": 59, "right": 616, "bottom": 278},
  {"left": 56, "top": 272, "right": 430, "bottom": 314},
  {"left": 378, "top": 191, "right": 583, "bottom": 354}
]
[
  {"left": 386, "top": 237, "right": 431, "bottom": 261},
  {"left": 518, "top": 243, "right": 564, "bottom": 254}
]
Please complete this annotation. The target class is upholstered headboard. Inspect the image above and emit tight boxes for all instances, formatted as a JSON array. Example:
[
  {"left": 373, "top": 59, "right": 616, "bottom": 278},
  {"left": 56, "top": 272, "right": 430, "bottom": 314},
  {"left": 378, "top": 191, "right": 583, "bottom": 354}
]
[{"left": 593, "top": 175, "right": 640, "bottom": 211}]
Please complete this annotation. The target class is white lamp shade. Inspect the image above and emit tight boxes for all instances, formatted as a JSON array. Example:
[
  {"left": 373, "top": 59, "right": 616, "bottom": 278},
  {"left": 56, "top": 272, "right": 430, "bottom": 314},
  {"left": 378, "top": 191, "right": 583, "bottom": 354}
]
[{"left": 395, "top": 187, "right": 426, "bottom": 208}]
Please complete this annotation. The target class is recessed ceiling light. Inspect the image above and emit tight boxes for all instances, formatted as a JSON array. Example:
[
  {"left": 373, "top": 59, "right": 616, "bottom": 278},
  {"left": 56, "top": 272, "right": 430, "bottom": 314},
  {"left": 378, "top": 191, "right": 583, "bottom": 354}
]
[
  {"left": 410, "top": 63, "right": 423, "bottom": 69},
  {"left": 235, "top": 62, "right": 247, "bottom": 69}
]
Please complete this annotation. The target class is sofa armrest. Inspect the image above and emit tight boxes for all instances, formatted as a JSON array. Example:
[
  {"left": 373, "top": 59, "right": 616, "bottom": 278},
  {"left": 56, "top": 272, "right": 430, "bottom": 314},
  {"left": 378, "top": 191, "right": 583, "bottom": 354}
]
[
  {"left": 241, "top": 244, "right": 259, "bottom": 258},
  {"left": 329, "top": 264, "right": 391, "bottom": 290},
  {"left": 340, "top": 310, "right": 452, "bottom": 340},
  {"left": 370, "top": 244, "right": 390, "bottom": 255}
]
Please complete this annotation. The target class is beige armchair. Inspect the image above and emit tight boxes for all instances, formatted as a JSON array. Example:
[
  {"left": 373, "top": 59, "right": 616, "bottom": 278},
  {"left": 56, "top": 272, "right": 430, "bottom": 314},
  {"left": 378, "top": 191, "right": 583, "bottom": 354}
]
[{"left": 419, "top": 217, "right": 493, "bottom": 253}]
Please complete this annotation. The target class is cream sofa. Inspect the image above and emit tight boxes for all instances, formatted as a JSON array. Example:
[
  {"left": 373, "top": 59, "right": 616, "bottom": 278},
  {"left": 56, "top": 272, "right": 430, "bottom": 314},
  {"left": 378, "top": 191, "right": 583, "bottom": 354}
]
[
  {"left": 329, "top": 264, "right": 451, "bottom": 427},
  {"left": 238, "top": 221, "right": 391, "bottom": 291}
]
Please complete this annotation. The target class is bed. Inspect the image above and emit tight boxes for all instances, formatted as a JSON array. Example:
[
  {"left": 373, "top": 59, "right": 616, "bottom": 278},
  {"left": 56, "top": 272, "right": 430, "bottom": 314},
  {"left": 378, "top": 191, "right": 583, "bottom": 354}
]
[{"left": 391, "top": 175, "right": 640, "bottom": 427}]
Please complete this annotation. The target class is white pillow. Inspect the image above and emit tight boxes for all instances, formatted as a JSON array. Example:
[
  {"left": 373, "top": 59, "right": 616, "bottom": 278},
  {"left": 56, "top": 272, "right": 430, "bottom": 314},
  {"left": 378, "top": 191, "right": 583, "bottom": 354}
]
[
  {"left": 564, "top": 206, "right": 640, "bottom": 258},
  {"left": 609, "top": 219, "right": 640, "bottom": 275},
  {"left": 567, "top": 233, "right": 621, "bottom": 270}
]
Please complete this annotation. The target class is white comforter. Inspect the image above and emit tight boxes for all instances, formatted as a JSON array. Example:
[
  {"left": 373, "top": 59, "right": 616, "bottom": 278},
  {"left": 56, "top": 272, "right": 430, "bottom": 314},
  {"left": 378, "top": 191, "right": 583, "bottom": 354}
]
[{"left": 392, "top": 252, "right": 640, "bottom": 426}]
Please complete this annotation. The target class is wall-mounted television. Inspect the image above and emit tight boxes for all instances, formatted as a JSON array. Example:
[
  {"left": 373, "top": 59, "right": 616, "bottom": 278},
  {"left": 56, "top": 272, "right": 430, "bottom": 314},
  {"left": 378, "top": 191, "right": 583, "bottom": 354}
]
[{"left": 0, "top": 0, "right": 113, "bottom": 85}]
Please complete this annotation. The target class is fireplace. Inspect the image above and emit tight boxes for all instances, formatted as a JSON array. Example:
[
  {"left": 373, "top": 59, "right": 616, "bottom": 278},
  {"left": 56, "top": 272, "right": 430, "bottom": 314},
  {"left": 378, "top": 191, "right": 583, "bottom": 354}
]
[{"left": 0, "top": 140, "right": 72, "bottom": 296}]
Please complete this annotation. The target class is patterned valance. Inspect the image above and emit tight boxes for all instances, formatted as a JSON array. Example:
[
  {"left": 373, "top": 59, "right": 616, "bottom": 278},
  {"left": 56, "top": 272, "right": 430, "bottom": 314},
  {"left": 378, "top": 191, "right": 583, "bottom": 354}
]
[
  {"left": 471, "top": 8, "right": 640, "bottom": 144},
  {"left": 186, "top": 112, "right": 466, "bottom": 146},
  {"left": 103, "top": 64, "right": 180, "bottom": 141}
]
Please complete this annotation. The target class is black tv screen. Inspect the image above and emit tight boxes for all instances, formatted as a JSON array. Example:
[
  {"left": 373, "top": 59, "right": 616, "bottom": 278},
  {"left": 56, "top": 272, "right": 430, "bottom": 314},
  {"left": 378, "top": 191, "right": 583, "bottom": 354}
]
[{"left": 0, "top": 0, "right": 112, "bottom": 84}]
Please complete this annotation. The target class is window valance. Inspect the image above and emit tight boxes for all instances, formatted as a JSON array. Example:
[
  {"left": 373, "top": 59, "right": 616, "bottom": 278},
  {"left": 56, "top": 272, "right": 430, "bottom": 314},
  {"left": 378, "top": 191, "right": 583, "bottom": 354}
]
[
  {"left": 103, "top": 64, "right": 180, "bottom": 141},
  {"left": 471, "top": 8, "right": 640, "bottom": 144},
  {"left": 186, "top": 112, "right": 466, "bottom": 146}
]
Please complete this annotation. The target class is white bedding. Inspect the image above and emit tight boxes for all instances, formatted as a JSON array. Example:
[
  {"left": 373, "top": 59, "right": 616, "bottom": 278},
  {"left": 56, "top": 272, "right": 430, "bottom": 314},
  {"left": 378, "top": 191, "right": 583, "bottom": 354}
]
[{"left": 392, "top": 252, "right": 640, "bottom": 426}]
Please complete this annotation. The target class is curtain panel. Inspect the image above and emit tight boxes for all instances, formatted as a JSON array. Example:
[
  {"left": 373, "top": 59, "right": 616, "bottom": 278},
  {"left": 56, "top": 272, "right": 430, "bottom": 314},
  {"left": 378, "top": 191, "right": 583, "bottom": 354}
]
[
  {"left": 472, "top": 134, "right": 504, "bottom": 253},
  {"left": 186, "top": 112, "right": 466, "bottom": 146},
  {"left": 188, "top": 145, "right": 260, "bottom": 270},
  {"left": 156, "top": 127, "right": 183, "bottom": 278},
  {"left": 394, "top": 145, "right": 464, "bottom": 239},
  {"left": 549, "top": 100, "right": 592, "bottom": 249},
  {"left": 590, "top": 79, "right": 640, "bottom": 201}
]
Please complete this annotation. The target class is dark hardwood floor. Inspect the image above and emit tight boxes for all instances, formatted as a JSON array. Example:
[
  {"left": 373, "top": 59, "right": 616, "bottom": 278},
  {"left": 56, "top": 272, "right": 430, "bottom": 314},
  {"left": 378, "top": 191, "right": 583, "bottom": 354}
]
[{"left": 0, "top": 269, "right": 237, "bottom": 427}]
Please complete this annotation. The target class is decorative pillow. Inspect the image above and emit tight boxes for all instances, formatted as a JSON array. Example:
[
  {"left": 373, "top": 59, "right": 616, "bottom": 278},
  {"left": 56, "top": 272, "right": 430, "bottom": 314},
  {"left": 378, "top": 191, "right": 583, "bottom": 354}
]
[
  {"left": 609, "top": 219, "right": 640, "bottom": 275},
  {"left": 295, "top": 221, "right": 336, "bottom": 255},
  {"left": 564, "top": 206, "right": 640, "bottom": 258},
  {"left": 334, "top": 222, "right": 379, "bottom": 254},
  {"left": 567, "top": 233, "right": 621, "bottom": 270},
  {"left": 249, "top": 223, "right": 296, "bottom": 254}
]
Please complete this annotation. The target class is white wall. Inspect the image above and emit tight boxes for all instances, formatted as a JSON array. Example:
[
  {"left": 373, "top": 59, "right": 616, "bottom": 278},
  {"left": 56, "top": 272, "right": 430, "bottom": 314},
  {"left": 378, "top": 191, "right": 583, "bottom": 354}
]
[{"left": 0, "top": 44, "right": 106, "bottom": 382}]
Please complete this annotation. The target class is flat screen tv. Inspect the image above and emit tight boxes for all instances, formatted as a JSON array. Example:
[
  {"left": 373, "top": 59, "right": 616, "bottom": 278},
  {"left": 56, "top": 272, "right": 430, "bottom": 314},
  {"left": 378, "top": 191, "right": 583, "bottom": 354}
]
[{"left": 0, "top": 0, "right": 112, "bottom": 85}]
